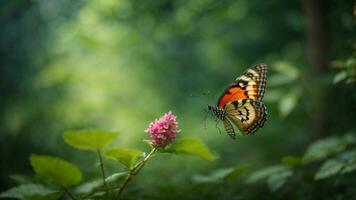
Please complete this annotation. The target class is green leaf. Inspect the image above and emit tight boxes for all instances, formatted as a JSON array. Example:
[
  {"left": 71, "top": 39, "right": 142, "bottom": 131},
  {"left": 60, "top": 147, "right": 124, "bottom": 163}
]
[
  {"left": 9, "top": 174, "right": 32, "bottom": 185},
  {"left": 224, "top": 164, "right": 250, "bottom": 180},
  {"left": 278, "top": 92, "right": 297, "bottom": 117},
  {"left": 193, "top": 168, "right": 234, "bottom": 183},
  {"left": 75, "top": 179, "right": 102, "bottom": 195},
  {"left": 333, "top": 71, "right": 347, "bottom": 84},
  {"left": 303, "top": 137, "right": 346, "bottom": 163},
  {"left": 342, "top": 133, "right": 356, "bottom": 145},
  {"left": 30, "top": 155, "right": 82, "bottom": 187},
  {"left": 272, "top": 61, "right": 300, "bottom": 79},
  {"left": 264, "top": 89, "right": 284, "bottom": 102},
  {"left": 104, "top": 147, "right": 144, "bottom": 169},
  {"left": 341, "top": 162, "right": 356, "bottom": 174},
  {"left": 315, "top": 159, "right": 344, "bottom": 180},
  {"left": 193, "top": 164, "right": 250, "bottom": 183},
  {"left": 24, "top": 193, "right": 62, "bottom": 200},
  {"left": 246, "top": 165, "right": 289, "bottom": 184},
  {"left": 169, "top": 138, "right": 215, "bottom": 161},
  {"left": 267, "top": 170, "right": 293, "bottom": 192},
  {"left": 63, "top": 129, "right": 117, "bottom": 151},
  {"left": 105, "top": 172, "right": 128, "bottom": 183},
  {"left": 282, "top": 156, "right": 302, "bottom": 167},
  {"left": 338, "top": 150, "right": 356, "bottom": 174},
  {"left": 0, "top": 184, "right": 58, "bottom": 199},
  {"left": 268, "top": 74, "right": 296, "bottom": 87}
]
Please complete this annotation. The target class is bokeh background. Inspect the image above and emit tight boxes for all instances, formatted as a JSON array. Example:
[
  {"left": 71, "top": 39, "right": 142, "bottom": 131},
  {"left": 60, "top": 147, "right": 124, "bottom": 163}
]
[{"left": 1, "top": 0, "right": 355, "bottom": 199}]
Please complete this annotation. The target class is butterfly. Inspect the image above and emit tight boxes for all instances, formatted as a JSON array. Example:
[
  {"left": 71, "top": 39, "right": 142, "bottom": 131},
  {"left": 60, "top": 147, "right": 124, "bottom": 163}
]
[{"left": 208, "top": 64, "right": 268, "bottom": 139}]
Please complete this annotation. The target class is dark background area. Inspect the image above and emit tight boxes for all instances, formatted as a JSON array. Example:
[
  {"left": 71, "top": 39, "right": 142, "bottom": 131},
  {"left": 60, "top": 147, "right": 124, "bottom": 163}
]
[{"left": 1, "top": 0, "right": 355, "bottom": 199}]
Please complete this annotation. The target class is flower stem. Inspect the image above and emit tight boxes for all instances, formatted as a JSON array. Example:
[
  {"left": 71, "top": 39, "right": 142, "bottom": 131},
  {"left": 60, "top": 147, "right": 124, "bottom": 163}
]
[
  {"left": 117, "top": 147, "right": 157, "bottom": 198},
  {"left": 97, "top": 149, "right": 108, "bottom": 194}
]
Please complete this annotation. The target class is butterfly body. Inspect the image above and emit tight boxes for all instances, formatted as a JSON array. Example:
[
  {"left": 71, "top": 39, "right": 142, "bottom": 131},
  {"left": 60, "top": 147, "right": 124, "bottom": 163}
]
[{"left": 208, "top": 64, "right": 268, "bottom": 139}]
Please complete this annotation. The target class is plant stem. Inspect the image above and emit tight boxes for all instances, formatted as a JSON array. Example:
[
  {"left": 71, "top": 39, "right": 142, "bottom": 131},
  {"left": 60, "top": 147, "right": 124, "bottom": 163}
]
[
  {"left": 97, "top": 149, "right": 108, "bottom": 194},
  {"left": 117, "top": 147, "right": 157, "bottom": 198},
  {"left": 63, "top": 187, "right": 78, "bottom": 200}
]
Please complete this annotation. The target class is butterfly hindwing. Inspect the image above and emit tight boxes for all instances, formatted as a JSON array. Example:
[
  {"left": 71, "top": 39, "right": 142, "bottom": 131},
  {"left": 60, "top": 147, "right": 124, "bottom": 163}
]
[{"left": 223, "top": 99, "right": 267, "bottom": 135}]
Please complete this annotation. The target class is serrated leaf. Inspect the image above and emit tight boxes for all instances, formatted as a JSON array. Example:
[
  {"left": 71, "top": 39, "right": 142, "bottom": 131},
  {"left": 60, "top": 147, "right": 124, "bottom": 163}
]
[
  {"left": 193, "top": 168, "right": 234, "bottom": 183},
  {"left": 315, "top": 159, "right": 344, "bottom": 180},
  {"left": 63, "top": 129, "right": 117, "bottom": 151},
  {"left": 224, "top": 164, "right": 250, "bottom": 180},
  {"left": 169, "top": 138, "right": 214, "bottom": 161},
  {"left": 267, "top": 170, "right": 293, "bottom": 192},
  {"left": 30, "top": 155, "right": 82, "bottom": 187},
  {"left": 278, "top": 92, "right": 297, "bottom": 117},
  {"left": 303, "top": 137, "right": 345, "bottom": 163},
  {"left": 104, "top": 147, "right": 143, "bottom": 169},
  {"left": 0, "top": 184, "right": 58, "bottom": 199},
  {"left": 246, "top": 165, "right": 288, "bottom": 184}
]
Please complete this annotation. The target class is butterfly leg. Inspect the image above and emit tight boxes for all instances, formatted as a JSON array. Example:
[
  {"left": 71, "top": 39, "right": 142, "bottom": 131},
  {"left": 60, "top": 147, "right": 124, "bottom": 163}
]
[{"left": 215, "top": 120, "right": 222, "bottom": 135}]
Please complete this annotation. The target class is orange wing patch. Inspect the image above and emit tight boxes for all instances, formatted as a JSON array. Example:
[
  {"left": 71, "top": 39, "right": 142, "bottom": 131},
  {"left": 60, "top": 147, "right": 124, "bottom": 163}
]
[{"left": 218, "top": 87, "right": 248, "bottom": 108}]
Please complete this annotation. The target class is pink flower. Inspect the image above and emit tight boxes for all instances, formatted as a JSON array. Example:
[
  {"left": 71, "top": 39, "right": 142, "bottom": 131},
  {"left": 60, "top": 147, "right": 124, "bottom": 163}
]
[{"left": 145, "top": 111, "right": 180, "bottom": 147}]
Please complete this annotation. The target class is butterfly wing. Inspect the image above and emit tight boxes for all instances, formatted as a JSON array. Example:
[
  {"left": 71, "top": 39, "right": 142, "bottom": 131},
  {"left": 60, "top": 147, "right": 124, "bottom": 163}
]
[
  {"left": 217, "top": 63, "right": 268, "bottom": 108},
  {"left": 224, "top": 99, "right": 267, "bottom": 135}
]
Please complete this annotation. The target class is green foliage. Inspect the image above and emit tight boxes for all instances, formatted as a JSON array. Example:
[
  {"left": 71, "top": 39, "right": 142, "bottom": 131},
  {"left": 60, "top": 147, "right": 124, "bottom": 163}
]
[
  {"left": 302, "top": 135, "right": 354, "bottom": 163},
  {"left": 278, "top": 92, "right": 298, "bottom": 117},
  {"left": 245, "top": 165, "right": 293, "bottom": 192},
  {"left": 29, "top": 155, "right": 82, "bottom": 188},
  {"left": 0, "top": 0, "right": 355, "bottom": 199},
  {"left": 246, "top": 165, "right": 289, "bottom": 184},
  {"left": 0, "top": 184, "right": 60, "bottom": 200},
  {"left": 63, "top": 129, "right": 118, "bottom": 151},
  {"left": 265, "top": 60, "right": 301, "bottom": 117},
  {"left": 24, "top": 193, "right": 62, "bottom": 200},
  {"left": 168, "top": 138, "right": 215, "bottom": 161},
  {"left": 193, "top": 164, "right": 250, "bottom": 183},
  {"left": 74, "top": 179, "right": 102, "bottom": 195},
  {"left": 266, "top": 169, "right": 293, "bottom": 192},
  {"left": 193, "top": 168, "right": 235, "bottom": 183},
  {"left": 315, "top": 159, "right": 345, "bottom": 180},
  {"left": 315, "top": 150, "right": 356, "bottom": 180},
  {"left": 273, "top": 61, "right": 300, "bottom": 79},
  {"left": 225, "top": 164, "right": 251, "bottom": 180},
  {"left": 104, "top": 147, "right": 144, "bottom": 169},
  {"left": 332, "top": 56, "right": 356, "bottom": 84},
  {"left": 282, "top": 155, "right": 302, "bottom": 167}
]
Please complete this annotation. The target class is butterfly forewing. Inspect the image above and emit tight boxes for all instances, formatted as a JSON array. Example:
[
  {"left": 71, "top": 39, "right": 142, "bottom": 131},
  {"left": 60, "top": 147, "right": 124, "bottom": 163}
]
[{"left": 217, "top": 64, "right": 267, "bottom": 108}]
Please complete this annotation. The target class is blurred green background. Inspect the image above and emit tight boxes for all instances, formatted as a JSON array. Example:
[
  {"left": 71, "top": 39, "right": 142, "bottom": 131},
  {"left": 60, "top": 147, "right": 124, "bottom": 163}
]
[{"left": 1, "top": 0, "right": 355, "bottom": 199}]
